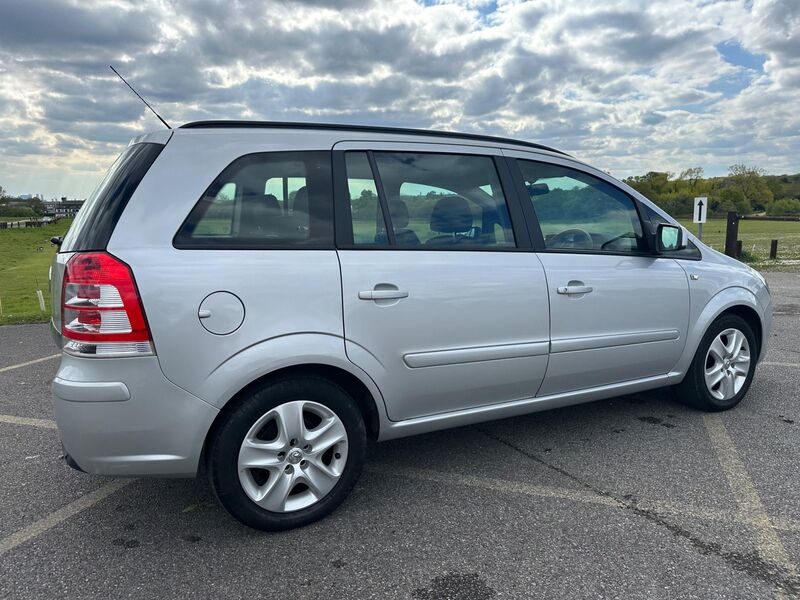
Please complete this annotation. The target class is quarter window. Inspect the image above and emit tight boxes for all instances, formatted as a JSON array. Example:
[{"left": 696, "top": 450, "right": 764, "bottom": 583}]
[
  {"left": 174, "top": 151, "right": 333, "bottom": 248},
  {"left": 366, "top": 152, "right": 515, "bottom": 248},
  {"left": 518, "top": 160, "right": 646, "bottom": 253},
  {"left": 642, "top": 203, "right": 702, "bottom": 259}
]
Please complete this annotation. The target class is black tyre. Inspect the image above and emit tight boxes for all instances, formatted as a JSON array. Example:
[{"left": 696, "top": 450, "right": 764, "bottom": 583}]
[
  {"left": 208, "top": 376, "right": 366, "bottom": 531},
  {"left": 675, "top": 314, "right": 757, "bottom": 411}
]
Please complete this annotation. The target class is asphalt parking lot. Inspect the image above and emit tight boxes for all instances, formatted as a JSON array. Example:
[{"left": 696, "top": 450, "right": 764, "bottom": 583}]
[{"left": 1, "top": 273, "right": 798, "bottom": 600}]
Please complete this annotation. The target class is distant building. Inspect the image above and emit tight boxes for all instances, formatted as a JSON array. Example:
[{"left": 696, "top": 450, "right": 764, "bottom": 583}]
[{"left": 44, "top": 197, "right": 85, "bottom": 218}]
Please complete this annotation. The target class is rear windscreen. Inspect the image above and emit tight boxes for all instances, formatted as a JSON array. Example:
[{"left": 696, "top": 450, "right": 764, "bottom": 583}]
[{"left": 60, "top": 142, "right": 165, "bottom": 253}]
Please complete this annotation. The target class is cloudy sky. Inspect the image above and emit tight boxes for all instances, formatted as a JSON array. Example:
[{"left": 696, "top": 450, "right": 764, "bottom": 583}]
[{"left": 0, "top": 0, "right": 798, "bottom": 199}]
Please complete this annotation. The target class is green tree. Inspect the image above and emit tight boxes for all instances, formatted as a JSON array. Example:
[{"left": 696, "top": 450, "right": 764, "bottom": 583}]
[
  {"left": 727, "top": 164, "right": 773, "bottom": 211},
  {"left": 624, "top": 171, "right": 672, "bottom": 197},
  {"left": 29, "top": 197, "right": 45, "bottom": 215},
  {"left": 766, "top": 198, "right": 800, "bottom": 216},
  {"left": 678, "top": 167, "right": 704, "bottom": 190},
  {"left": 718, "top": 188, "right": 752, "bottom": 215}
]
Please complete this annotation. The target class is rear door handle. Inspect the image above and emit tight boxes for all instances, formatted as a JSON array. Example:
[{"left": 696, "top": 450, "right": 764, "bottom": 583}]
[
  {"left": 358, "top": 290, "right": 409, "bottom": 300},
  {"left": 557, "top": 285, "right": 593, "bottom": 295}
]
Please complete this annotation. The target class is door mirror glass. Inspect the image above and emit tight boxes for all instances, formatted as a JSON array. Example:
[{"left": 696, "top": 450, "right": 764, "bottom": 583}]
[{"left": 657, "top": 223, "right": 684, "bottom": 252}]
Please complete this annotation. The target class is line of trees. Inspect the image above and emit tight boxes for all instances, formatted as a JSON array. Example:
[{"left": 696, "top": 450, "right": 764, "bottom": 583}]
[{"left": 623, "top": 166, "right": 800, "bottom": 217}]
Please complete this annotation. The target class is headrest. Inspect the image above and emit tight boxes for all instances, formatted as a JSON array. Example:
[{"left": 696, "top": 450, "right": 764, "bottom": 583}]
[
  {"left": 430, "top": 195, "right": 472, "bottom": 233},
  {"left": 388, "top": 198, "right": 409, "bottom": 229},
  {"left": 240, "top": 192, "right": 279, "bottom": 234},
  {"left": 262, "top": 193, "right": 279, "bottom": 212},
  {"left": 293, "top": 186, "right": 308, "bottom": 214}
]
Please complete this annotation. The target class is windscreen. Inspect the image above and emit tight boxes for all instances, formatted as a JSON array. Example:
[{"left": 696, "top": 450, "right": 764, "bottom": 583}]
[{"left": 60, "top": 142, "right": 164, "bottom": 253}]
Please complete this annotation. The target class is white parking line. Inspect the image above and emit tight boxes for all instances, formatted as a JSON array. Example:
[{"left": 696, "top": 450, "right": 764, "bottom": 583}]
[
  {"left": 367, "top": 463, "right": 800, "bottom": 533},
  {"left": 0, "top": 479, "right": 134, "bottom": 558},
  {"left": 0, "top": 414, "right": 57, "bottom": 429},
  {"left": 703, "top": 414, "right": 798, "bottom": 579},
  {"left": 762, "top": 361, "right": 800, "bottom": 368},
  {"left": 0, "top": 354, "right": 60, "bottom": 374}
]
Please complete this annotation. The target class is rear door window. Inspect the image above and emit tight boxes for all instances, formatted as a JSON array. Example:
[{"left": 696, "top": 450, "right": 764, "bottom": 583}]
[
  {"left": 60, "top": 142, "right": 165, "bottom": 252},
  {"left": 348, "top": 151, "right": 515, "bottom": 248},
  {"left": 174, "top": 151, "right": 334, "bottom": 248}
]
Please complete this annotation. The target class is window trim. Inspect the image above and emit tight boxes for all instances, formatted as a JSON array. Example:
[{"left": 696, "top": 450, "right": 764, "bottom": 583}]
[
  {"left": 172, "top": 150, "right": 336, "bottom": 251},
  {"left": 367, "top": 150, "right": 397, "bottom": 246},
  {"left": 508, "top": 157, "right": 658, "bottom": 257},
  {"left": 332, "top": 148, "right": 531, "bottom": 251}
]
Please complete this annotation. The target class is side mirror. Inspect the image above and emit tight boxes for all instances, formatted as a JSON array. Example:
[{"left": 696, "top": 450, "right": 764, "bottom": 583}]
[
  {"left": 656, "top": 223, "right": 684, "bottom": 252},
  {"left": 527, "top": 183, "right": 550, "bottom": 196}
]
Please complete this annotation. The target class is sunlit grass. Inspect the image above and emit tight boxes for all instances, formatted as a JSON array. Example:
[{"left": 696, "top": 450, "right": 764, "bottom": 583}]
[{"left": 0, "top": 220, "right": 71, "bottom": 324}]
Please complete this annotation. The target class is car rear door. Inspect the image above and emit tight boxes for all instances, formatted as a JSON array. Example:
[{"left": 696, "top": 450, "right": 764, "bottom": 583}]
[
  {"left": 334, "top": 141, "right": 550, "bottom": 421},
  {"left": 505, "top": 150, "right": 690, "bottom": 397}
]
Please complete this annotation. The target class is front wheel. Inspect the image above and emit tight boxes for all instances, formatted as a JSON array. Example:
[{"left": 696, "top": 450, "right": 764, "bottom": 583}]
[
  {"left": 208, "top": 377, "right": 366, "bottom": 531},
  {"left": 675, "top": 314, "right": 757, "bottom": 411}
]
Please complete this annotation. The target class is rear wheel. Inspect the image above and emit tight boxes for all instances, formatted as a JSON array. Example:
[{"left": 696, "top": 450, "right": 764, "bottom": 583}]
[
  {"left": 675, "top": 314, "right": 757, "bottom": 411},
  {"left": 208, "top": 377, "right": 366, "bottom": 530}
]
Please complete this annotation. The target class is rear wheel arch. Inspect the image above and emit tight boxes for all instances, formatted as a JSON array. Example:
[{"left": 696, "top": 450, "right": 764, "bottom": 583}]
[{"left": 203, "top": 363, "right": 381, "bottom": 468}]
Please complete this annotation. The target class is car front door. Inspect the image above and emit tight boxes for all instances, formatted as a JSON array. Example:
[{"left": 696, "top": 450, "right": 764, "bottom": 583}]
[
  {"left": 506, "top": 152, "right": 690, "bottom": 397},
  {"left": 334, "top": 142, "right": 550, "bottom": 421}
]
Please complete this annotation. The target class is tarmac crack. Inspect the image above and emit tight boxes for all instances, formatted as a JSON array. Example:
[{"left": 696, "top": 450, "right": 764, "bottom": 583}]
[{"left": 476, "top": 427, "right": 800, "bottom": 596}]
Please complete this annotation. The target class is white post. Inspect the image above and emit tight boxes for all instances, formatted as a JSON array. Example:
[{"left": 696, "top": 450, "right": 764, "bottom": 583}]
[{"left": 36, "top": 290, "right": 46, "bottom": 312}]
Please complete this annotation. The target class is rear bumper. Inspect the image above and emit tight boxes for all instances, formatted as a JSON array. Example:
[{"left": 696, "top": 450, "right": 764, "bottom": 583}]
[{"left": 52, "top": 354, "right": 219, "bottom": 477}]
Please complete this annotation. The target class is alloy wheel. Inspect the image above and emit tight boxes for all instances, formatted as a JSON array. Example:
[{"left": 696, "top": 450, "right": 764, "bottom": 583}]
[
  {"left": 237, "top": 400, "right": 348, "bottom": 512},
  {"left": 704, "top": 328, "right": 751, "bottom": 401}
]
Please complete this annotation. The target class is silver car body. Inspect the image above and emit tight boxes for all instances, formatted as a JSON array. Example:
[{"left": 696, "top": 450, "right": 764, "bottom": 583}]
[{"left": 50, "top": 125, "right": 772, "bottom": 476}]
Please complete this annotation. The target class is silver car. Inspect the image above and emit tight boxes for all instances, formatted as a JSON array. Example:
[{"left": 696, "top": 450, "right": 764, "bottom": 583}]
[{"left": 50, "top": 122, "right": 772, "bottom": 530}]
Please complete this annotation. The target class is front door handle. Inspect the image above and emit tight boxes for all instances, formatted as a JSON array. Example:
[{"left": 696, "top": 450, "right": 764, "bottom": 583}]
[
  {"left": 358, "top": 290, "right": 409, "bottom": 300},
  {"left": 557, "top": 285, "right": 593, "bottom": 295}
]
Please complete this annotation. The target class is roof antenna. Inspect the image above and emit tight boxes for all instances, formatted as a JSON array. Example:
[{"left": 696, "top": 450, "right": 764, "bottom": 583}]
[{"left": 109, "top": 65, "right": 171, "bottom": 129}]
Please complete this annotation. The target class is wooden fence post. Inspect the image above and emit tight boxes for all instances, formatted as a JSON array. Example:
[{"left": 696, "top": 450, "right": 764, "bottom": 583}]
[
  {"left": 724, "top": 211, "right": 740, "bottom": 257},
  {"left": 770, "top": 239, "right": 778, "bottom": 259}
]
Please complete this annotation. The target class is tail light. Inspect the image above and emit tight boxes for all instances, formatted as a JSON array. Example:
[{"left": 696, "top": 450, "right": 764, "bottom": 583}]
[{"left": 61, "top": 252, "right": 154, "bottom": 357}]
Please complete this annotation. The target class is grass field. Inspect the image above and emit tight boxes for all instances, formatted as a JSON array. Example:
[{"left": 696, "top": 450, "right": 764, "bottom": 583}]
[
  {"left": 0, "top": 220, "right": 71, "bottom": 325},
  {"left": 677, "top": 217, "right": 800, "bottom": 266},
  {"left": 0, "top": 216, "right": 797, "bottom": 325}
]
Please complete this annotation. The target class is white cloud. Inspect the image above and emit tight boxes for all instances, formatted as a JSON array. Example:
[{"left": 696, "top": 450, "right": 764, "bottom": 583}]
[{"left": 0, "top": 0, "right": 797, "bottom": 197}]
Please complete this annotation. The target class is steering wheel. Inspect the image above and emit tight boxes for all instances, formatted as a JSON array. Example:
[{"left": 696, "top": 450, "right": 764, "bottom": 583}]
[{"left": 547, "top": 228, "right": 593, "bottom": 249}]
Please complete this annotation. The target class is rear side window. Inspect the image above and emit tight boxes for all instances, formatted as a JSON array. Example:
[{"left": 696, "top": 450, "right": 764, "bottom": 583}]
[
  {"left": 174, "top": 151, "right": 334, "bottom": 249},
  {"left": 60, "top": 143, "right": 164, "bottom": 252}
]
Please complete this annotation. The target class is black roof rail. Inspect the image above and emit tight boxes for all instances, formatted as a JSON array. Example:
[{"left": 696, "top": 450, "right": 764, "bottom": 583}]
[{"left": 179, "top": 120, "right": 568, "bottom": 156}]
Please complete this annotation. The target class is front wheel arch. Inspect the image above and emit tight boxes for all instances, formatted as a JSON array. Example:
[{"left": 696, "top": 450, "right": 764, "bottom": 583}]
[{"left": 720, "top": 305, "right": 762, "bottom": 361}]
